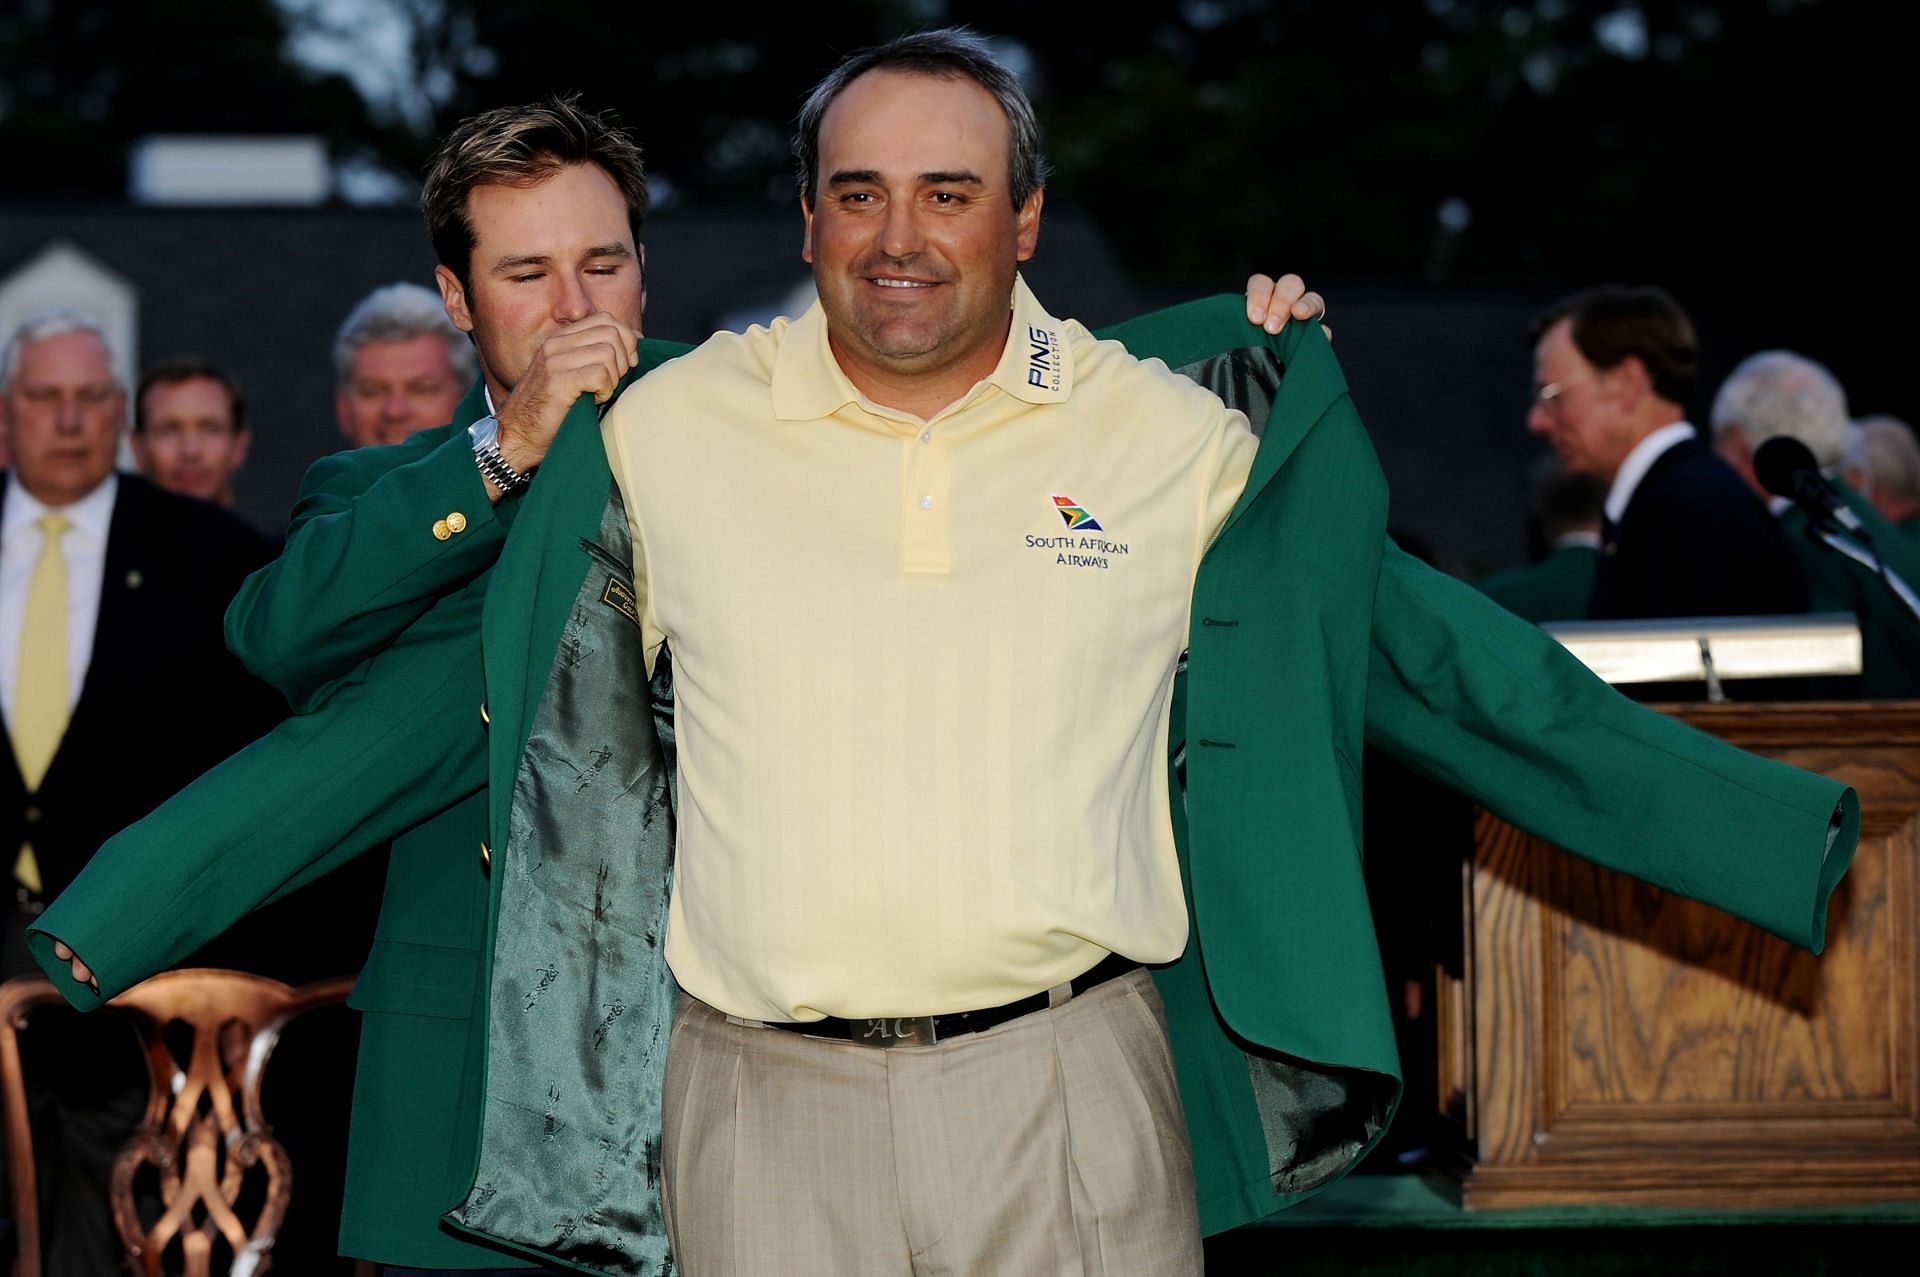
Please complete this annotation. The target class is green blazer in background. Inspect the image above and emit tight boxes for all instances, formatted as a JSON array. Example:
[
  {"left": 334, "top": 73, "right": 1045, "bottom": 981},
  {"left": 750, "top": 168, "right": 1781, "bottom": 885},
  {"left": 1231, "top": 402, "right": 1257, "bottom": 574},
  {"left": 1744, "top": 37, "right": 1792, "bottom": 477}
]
[
  {"left": 1777, "top": 477, "right": 1920, "bottom": 699},
  {"left": 1476, "top": 540, "right": 1600, "bottom": 623},
  {"left": 30, "top": 299, "right": 1856, "bottom": 1273}
]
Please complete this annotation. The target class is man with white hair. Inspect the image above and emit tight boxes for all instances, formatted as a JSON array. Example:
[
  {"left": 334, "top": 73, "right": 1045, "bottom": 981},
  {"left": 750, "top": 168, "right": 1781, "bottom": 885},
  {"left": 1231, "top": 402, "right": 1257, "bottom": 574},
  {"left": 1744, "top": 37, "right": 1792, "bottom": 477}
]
[
  {"left": 0, "top": 308, "right": 275, "bottom": 1276},
  {"left": 1847, "top": 415, "right": 1920, "bottom": 538},
  {"left": 1713, "top": 351, "right": 1920, "bottom": 697},
  {"left": 333, "top": 281, "right": 478, "bottom": 448}
]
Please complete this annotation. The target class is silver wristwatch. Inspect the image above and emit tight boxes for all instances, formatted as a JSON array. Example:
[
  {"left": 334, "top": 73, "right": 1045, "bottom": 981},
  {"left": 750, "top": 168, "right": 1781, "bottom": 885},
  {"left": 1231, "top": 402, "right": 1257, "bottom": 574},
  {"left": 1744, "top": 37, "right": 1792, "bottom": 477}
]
[{"left": 469, "top": 414, "right": 534, "bottom": 496}]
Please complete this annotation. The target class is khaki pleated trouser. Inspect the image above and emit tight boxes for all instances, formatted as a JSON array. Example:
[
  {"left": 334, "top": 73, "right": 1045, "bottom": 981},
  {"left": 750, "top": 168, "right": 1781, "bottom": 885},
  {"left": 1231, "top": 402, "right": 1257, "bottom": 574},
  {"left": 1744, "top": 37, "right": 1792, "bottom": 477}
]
[{"left": 660, "top": 968, "right": 1203, "bottom": 1276}]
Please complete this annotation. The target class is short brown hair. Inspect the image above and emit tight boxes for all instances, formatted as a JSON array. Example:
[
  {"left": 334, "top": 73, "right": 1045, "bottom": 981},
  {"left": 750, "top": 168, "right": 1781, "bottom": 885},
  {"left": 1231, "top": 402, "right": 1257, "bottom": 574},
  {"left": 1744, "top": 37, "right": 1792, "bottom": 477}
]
[
  {"left": 134, "top": 357, "right": 245, "bottom": 434},
  {"left": 420, "top": 95, "right": 649, "bottom": 290},
  {"left": 792, "top": 28, "right": 1050, "bottom": 212},
  {"left": 1532, "top": 285, "right": 1698, "bottom": 406}
]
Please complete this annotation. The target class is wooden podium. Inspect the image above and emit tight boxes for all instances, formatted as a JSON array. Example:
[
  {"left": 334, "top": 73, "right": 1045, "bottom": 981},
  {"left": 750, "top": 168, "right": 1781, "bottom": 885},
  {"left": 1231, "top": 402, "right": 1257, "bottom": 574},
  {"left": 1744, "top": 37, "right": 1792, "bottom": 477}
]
[{"left": 1431, "top": 702, "right": 1920, "bottom": 1209}]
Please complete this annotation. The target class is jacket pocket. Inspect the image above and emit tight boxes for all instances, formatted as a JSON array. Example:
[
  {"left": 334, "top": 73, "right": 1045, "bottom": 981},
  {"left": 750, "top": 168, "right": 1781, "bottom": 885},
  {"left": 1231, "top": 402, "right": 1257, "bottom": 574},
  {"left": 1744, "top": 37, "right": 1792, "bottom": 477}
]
[{"left": 348, "top": 939, "right": 480, "bottom": 1020}]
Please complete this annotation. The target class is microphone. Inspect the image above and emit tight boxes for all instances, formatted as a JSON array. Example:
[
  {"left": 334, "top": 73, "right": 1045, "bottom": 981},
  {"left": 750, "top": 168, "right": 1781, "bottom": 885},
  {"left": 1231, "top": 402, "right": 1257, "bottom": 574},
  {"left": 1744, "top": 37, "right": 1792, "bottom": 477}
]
[{"left": 1754, "top": 435, "right": 1866, "bottom": 535}]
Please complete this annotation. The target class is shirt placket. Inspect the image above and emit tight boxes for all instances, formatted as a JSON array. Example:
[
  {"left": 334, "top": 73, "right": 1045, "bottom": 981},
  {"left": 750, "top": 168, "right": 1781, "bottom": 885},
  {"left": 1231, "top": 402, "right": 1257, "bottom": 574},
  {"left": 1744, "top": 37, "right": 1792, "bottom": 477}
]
[{"left": 900, "top": 418, "right": 952, "bottom": 575}]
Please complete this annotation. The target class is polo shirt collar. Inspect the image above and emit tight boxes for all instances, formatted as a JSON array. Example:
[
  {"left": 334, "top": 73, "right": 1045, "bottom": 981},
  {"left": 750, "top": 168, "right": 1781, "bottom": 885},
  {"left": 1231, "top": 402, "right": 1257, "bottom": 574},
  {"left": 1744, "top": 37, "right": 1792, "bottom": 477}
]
[{"left": 772, "top": 273, "right": 1075, "bottom": 421}]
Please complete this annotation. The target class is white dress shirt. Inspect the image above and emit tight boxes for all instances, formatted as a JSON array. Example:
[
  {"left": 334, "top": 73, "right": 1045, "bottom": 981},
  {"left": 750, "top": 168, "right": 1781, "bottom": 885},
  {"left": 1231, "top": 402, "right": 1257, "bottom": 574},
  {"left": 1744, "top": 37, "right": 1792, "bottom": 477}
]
[
  {"left": 1604, "top": 421, "right": 1697, "bottom": 525},
  {"left": 0, "top": 473, "right": 118, "bottom": 723}
]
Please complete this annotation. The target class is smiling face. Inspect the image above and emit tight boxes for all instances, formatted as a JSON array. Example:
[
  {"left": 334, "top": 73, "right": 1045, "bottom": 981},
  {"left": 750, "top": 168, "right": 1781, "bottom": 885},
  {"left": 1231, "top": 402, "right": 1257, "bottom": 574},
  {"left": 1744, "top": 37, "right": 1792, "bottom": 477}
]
[
  {"left": 435, "top": 160, "right": 644, "bottom": 406},
  {"left": 335, "top": 334, "right": 466, "bottom": 447},
  {"left": 0, "top": 328, "right": 125, "bottom": 507},
  {"left": 134, "top": 375, "right": 248, "bottom": 504},
  {"left": 802, "top": 69, "right": 1042, "bottom": 411}
]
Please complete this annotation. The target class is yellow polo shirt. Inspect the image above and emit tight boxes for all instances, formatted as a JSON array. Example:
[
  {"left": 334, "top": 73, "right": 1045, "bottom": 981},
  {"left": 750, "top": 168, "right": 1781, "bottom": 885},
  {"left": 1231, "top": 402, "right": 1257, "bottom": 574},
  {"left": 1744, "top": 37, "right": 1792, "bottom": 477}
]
[{"left": 602, "top": 278, "right": 1256, "bottom": 1021}]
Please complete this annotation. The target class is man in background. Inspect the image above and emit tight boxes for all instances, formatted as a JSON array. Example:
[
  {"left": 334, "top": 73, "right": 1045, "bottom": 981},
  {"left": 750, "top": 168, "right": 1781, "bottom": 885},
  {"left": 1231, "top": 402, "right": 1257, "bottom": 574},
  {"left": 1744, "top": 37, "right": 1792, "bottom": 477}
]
[
  {"left": 1712, "top": 351, "right": 1920, "bottom": 697},
  {"left": 0, "top": 309, "right": 278, "bottom": 1277},
  {"left": 1526, "top": 285, "right": 1804, "bottom": 620},
  {"left": 334, "top": 281, "right": 475, "bottom": 448},
  {"left": 1847, "top": 415, "right": 1920, "bottom": 538},
  {"left": 131, "top": 357, "right": 251, "bottom": 508}
]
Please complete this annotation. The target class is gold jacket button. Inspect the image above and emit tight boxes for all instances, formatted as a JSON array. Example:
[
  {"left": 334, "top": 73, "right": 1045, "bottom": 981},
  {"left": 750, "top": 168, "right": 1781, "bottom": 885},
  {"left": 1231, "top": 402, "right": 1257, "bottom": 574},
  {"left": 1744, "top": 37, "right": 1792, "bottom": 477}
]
[
  {"left": 447, "top": 511, "right": 468, "bottom": 534},
  {"left": 480, "top": 841, "right": 492, "bottom": 874},
  {"left": 432, "top": 519, "right": 452, "bottom": 541},
  {"left": 479, "top": 701, "right": 490, "bottom": 726}
]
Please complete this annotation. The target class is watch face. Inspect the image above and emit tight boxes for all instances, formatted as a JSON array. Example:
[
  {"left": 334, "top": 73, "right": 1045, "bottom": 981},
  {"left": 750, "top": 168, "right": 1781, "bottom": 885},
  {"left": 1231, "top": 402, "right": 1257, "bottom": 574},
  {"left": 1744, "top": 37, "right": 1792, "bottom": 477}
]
[{"left": 470, "top": 414, "right": 500, "bottom": 451}]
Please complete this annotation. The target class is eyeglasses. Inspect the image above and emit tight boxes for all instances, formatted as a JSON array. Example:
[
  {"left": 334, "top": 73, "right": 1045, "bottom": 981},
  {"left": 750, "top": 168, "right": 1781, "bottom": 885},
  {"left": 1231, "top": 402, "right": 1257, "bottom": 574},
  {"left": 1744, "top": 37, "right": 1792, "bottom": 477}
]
[{"left": 1532, "top": 373, "right": 1596, "bottom": 410}]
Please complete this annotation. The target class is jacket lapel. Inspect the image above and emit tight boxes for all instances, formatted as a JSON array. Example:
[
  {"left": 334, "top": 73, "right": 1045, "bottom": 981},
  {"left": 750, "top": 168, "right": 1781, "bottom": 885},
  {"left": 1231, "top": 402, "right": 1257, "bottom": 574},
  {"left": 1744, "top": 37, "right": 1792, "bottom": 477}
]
[
  {"left": 1092, "top": 300, "right": 1346, "bottom": 541},
  {"left": 480, "top": 393, "right": 613, "bottom": 849},
  {"left": 1215, "top": 317, "right": 1348, "bottom": 540},
  {"left": 478, "top": 339, "right": 688, "bottom": 854}
]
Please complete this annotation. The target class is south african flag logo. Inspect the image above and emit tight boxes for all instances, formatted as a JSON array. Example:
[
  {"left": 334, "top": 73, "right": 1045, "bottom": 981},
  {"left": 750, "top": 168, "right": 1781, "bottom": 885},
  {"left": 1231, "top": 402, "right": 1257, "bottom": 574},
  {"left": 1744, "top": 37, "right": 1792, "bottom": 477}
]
[{"left": 1052, "top": 495, "right": 1103, "bottom": 531}]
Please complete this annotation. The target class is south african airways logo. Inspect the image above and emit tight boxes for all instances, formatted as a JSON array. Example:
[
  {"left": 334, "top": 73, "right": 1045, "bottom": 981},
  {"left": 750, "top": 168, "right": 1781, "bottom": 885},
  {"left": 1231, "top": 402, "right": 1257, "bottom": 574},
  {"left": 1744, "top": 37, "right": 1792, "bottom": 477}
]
[{"left": 1051, "top": 495, "right": 1103, "bottom": 531}]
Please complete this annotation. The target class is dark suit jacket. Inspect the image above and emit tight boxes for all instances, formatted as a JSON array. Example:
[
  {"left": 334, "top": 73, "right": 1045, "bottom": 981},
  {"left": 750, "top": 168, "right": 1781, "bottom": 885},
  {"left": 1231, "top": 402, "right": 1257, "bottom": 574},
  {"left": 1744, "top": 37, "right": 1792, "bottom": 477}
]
[
  {"left": 1, "top": 472, "right": 278, "bottom": 909},
  {"left": 1589, "top": 437, "right": 1808, "bottom": 620}
]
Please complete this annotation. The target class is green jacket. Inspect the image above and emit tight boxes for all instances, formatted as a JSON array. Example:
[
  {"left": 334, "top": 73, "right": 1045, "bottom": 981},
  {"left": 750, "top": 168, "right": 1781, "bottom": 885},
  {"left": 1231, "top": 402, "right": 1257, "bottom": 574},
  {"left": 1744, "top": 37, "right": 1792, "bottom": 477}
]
[
  {"left": 29, "top": 298, "right": 1856, "bottom": 1272},
  {"left": 1777, "top": 478, "right": 1920, "bottom": 699},
  {"left": 1477, "top": 541, "right": 1599, "bottom": 623}
]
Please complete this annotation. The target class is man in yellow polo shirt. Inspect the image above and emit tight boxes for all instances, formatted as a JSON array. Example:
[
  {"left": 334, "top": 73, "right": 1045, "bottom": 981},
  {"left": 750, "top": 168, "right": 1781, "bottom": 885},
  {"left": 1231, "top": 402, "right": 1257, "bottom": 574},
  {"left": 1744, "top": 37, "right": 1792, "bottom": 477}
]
[{"left": 596, "top": 31, "right": 1254, "bottom": 1273}]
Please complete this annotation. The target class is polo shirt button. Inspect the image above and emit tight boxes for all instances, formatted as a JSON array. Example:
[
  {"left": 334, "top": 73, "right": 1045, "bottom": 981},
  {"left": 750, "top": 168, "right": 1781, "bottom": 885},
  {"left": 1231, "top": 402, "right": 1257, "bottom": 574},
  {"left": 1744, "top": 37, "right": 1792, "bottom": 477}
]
[
  {"left": 23, "top": 805, "right": 41, "bottom": 825},
  {"left": 919, "top": 495, "right": 933, "bottom": 510},
  {"left": 920, "top": 430, "right": 931, "bottom": 443}
]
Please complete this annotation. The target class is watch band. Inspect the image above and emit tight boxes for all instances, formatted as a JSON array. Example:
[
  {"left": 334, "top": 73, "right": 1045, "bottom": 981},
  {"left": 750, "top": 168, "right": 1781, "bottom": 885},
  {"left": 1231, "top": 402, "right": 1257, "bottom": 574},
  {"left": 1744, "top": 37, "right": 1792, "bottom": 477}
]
[{"left": 469, "top": 414, "right": 534, "bottom": 496}]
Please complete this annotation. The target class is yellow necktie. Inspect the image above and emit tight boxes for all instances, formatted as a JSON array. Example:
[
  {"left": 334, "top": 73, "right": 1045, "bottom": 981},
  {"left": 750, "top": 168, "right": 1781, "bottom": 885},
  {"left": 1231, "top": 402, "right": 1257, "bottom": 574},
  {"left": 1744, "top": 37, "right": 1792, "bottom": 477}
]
[{"left": 12, "top": 513, "right": 72, "bottom": 894}]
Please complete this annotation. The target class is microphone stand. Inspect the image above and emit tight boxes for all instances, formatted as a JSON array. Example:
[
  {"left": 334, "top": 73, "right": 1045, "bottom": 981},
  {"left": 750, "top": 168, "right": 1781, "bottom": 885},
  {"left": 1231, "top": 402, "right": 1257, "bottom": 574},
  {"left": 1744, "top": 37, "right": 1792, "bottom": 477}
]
[{"left": 1806, "top": 523, "right": 1920, "bottom": 626}]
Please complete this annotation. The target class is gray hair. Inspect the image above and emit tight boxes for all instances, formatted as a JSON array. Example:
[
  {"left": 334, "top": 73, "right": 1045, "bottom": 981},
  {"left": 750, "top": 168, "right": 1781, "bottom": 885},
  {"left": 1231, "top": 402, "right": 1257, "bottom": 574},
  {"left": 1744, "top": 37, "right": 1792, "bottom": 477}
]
[
  {"left": 1, "top": 308, "right": 115, "bottom": 388},
  {"left": 791, "top": 27, "right": 1051, "bottom": 212},
  {"left": 331, "top": 283, "right": 477, "bottom": 387},
  {"left": 1847, "top": 415, "right": 1920, "bottom": 505},
  {"left": 1710, "top": 349, "right": 1851, "bottom": 469}
]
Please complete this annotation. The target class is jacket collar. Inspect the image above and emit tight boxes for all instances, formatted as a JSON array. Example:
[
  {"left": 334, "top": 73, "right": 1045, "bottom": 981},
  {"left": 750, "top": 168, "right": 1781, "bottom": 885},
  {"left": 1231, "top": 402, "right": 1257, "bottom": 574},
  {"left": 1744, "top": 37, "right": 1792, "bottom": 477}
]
[{"left": 1219, "top": 317, "right": 1344, "bottom": 541}]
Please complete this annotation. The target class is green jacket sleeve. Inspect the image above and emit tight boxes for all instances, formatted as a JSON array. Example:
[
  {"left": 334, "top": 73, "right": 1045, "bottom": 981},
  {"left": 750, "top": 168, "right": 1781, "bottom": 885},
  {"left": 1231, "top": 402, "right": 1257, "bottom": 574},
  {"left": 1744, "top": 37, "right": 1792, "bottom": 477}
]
[
  {"left": 1366, "top": 540, "right": 1857, "bottom": 952},
  {"left": 224, "top": 423, "right": 509, "bottom": 712},
  {"left": 30, "top": 579, "right": 491, "bottom": 1009},
  {"left": 226, "top": 343, "right": 692, "bottom": 714}
]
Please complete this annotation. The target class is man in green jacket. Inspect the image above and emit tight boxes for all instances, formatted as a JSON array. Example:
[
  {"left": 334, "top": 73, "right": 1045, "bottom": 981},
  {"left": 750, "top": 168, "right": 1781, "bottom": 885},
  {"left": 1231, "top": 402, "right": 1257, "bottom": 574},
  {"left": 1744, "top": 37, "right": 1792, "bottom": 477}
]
[
  {"left": 1478, "top": 459, "right": 1605, "bottom": 623},
  {"left": 36, "top": 39, "right": 1853, "bottom": 1277},
  {"left": 1712, "top": 349, "right": 1920, "bottom": 697}
]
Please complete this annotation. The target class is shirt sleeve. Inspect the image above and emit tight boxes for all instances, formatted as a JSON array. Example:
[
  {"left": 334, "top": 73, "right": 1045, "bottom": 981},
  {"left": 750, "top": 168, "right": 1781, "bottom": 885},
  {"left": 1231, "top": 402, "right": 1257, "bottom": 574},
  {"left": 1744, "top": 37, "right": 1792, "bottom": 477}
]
[
  {"left": 601, "top": 390, "right": 668, "bottom": 677},
  {"left": 1198, "top": 403, "right": 1258, "bottom": 566}
]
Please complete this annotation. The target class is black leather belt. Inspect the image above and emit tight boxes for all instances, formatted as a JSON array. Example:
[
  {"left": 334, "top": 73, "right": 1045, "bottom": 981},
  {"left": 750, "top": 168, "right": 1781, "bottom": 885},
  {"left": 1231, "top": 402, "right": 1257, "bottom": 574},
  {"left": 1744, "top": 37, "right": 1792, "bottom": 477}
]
[{"left": 763, "top": 951, "right": 1141, "bottom": 1048}]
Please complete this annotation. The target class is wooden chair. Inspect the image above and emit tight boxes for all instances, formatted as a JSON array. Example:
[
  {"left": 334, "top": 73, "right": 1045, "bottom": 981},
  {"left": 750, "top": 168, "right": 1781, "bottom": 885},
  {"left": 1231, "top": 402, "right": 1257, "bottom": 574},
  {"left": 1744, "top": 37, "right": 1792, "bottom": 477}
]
[{"left": 0, "top": 969, "right": 352, "bottom": 1277}]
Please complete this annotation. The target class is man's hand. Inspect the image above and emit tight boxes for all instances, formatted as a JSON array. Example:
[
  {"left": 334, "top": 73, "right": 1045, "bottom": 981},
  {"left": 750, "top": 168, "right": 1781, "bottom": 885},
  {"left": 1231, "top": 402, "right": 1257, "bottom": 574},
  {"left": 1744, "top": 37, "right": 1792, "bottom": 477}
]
[
  {"left": 488, "top": 312, "right": 640, "bottom": 501},
  {"left": 1244, "top": 273, "right": 1331, "bottom": 342},
  {"left": 51, "top": 940, "right": 99, "bottom": 994}
]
